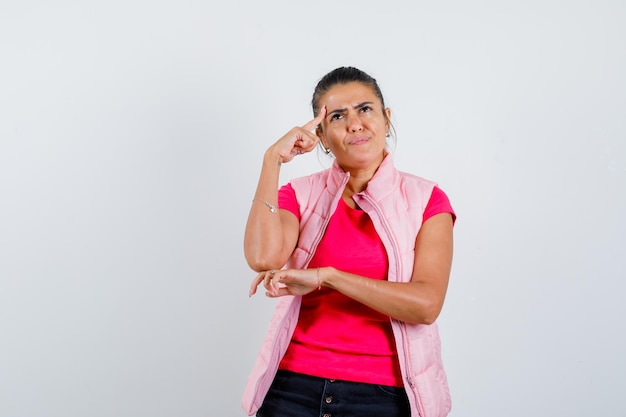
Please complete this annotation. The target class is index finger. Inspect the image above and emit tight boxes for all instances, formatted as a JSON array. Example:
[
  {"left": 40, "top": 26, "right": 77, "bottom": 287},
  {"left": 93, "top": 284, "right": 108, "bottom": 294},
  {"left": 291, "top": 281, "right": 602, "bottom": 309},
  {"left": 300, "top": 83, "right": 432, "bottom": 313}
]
[
  {"left": 248, "top": 273, "right": 264, "bottom": 297},
  {"left": 301, "top": 105, "right": 327, "bottom": 132}
]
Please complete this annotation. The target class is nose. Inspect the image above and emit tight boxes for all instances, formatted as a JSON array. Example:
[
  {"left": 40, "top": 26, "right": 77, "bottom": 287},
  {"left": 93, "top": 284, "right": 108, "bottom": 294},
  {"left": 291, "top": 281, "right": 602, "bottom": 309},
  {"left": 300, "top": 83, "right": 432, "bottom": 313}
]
[{"left": 346, "top": 112, "right": 363, "bottom": 132}]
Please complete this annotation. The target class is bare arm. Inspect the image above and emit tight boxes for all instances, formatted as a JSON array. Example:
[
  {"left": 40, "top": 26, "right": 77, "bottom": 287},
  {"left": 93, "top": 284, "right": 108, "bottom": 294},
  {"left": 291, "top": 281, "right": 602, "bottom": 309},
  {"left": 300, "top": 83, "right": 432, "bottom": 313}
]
[
  {"left": 254, "top": 212, "right": 454, "bottom": 324},
  {"left": 243, "top": 108, "right": 326, "bottom": 272}
]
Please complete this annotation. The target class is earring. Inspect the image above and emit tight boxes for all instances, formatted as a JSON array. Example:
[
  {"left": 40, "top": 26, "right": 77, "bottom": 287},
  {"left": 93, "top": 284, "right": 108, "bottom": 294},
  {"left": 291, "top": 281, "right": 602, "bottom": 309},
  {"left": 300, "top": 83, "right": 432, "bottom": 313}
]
[
  {"left": 385, "top": 132, "right": 390, "bottom": 138},
  {"left": 324, "top": 147, "right": 331, "bottom": 154}
]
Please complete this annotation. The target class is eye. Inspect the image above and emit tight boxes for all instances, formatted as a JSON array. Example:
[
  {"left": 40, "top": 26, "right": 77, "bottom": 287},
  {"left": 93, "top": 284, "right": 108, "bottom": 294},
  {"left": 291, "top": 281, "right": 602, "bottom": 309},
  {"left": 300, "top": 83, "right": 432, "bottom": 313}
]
[
  {"left": 330, "top": 113, "right": 343, "bottom": 121},
  {"left": 360, "top": 105, "right": 372, "bottom": 113}
]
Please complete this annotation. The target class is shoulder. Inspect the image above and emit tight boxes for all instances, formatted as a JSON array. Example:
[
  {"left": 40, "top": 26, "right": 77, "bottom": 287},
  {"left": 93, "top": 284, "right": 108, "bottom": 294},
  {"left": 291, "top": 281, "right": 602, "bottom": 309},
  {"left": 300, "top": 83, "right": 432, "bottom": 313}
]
[
  {"left": 396, "top": 170, "right": 438, "bottom": 197},
  {"left": 397, "top": 169, "right": 437, "bottom": 186},
  {"left": 289, "top": 168, "right": 331, "bottom": 193},
  {"left": 424, "top": 186, "right": 456, "bottom": 223},
  {"left": 290, "top": 167, "right": 330, "bottom": 182}
]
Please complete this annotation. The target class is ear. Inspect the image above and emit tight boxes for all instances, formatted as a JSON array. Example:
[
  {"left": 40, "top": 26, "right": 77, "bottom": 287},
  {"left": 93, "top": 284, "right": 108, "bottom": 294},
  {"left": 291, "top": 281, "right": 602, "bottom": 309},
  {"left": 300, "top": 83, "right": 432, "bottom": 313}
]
[
  {"left": 384, "top": 107, "right": 392, "bottom": 130},
  {"left": 316, "top": 126, "right": 328, "bottom": 148}
]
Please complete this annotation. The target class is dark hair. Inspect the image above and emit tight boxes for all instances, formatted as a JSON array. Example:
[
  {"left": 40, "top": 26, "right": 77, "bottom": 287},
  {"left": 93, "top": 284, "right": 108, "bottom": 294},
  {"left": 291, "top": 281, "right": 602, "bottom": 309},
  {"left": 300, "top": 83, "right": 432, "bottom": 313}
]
[{"left": 312, "top": 67, "right": 387, "bottom": 118}]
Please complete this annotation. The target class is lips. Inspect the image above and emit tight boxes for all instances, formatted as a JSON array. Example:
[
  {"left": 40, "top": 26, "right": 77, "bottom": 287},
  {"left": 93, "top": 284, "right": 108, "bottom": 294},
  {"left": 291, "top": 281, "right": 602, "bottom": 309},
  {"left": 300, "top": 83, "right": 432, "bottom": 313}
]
[{"left": 348, "top": 136, "right": 369, "bottom": 145}]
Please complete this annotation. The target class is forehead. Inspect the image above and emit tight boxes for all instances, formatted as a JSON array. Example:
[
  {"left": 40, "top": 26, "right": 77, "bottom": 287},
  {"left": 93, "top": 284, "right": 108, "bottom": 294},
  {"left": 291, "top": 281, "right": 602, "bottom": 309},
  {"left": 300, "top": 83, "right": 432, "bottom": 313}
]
[{"left": 320, "top": 82, "right": 380, "bottom": 108}]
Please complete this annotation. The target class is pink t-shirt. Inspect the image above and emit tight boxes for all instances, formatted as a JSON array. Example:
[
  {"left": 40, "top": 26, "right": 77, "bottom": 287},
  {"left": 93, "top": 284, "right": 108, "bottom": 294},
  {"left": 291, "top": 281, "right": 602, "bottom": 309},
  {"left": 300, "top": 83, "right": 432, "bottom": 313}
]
[{"left": 277, "top": 183, "right": 455, "bottom": 386}]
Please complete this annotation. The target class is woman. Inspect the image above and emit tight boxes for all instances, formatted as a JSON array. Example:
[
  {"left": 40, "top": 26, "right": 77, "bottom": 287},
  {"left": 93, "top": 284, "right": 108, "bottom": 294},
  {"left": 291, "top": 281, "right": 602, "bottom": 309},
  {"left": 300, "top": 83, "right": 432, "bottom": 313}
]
[{"left": 242, "top": 67, "right": 455, "bottom": 417}]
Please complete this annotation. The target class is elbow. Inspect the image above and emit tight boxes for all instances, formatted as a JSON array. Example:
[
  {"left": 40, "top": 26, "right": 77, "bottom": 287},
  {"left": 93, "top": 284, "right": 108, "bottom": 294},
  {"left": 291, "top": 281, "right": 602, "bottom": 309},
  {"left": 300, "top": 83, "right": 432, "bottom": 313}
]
[
  {"left": 420, "top": 301, "right": 444, "bottom": 325},
  {"left": 419, "top": 313, "right": 438, "bottom": 326},
  {"left": 408, "top": 302, "right": 443, "bottom": 325},
  {"left": 246, "top": 261, "right": 276, "bottom": 273},
  {"left": 244, "top": 239, "right": 290, "bottom": 272},
  {"left": 245, "top": 253, "right": 285, "bottom": 273},
  {"left": 425, "top": 304, "right": 446, "bottom": 325},
  {"left": 404, "top": 283, "right": 447, "bottom": 325},
  {"left": 405, "top": 312, "right": 437, "bottom": 326}
]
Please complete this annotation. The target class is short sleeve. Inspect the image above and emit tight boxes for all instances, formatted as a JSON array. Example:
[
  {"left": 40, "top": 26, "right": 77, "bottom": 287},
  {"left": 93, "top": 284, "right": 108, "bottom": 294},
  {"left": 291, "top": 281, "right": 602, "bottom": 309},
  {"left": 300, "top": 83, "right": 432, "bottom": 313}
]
[
  {"left": 278, "top": 183, "right": 300, "bottom": 221},
  {"left": 423, "top": 186, "right": 456, "bottom": 224}
]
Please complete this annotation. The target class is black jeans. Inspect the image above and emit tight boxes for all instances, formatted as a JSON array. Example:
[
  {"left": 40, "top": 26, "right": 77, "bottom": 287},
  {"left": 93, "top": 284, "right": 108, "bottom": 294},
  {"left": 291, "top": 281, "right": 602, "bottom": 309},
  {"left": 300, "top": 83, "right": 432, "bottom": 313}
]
[{"left": 257, "top": 370, "right": 410, "bottom": 417}]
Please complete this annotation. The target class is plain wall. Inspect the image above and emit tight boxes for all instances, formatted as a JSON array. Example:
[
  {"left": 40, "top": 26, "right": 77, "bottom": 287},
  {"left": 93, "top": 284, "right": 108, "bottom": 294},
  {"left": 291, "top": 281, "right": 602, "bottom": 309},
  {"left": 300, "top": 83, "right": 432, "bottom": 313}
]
[{"left": 1, "top": 1, "right": 624, "bottom": 416}]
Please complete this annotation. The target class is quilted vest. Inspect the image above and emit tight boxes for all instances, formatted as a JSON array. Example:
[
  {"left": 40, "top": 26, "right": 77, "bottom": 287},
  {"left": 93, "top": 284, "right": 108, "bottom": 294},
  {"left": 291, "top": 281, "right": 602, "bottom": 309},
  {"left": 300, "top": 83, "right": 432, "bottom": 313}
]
[{"left": 242, "top": 154, "right": 451, "bottom": 417}]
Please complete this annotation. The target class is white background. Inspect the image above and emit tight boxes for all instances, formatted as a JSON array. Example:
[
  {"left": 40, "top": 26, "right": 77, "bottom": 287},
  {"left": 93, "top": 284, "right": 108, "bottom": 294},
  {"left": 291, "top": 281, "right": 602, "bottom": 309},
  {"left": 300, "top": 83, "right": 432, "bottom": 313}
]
[{"left": 1, "top": 1, "right": 625, "bottom": 416}]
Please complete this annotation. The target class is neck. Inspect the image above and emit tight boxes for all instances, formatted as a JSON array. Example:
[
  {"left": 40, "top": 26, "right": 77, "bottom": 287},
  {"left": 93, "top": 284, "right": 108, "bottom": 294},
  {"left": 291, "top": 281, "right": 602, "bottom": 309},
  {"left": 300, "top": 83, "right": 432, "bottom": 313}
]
[
  {"left": 344, "top": 172, "right": 373, "bottom": 195},
  {"left": 340, "top": 152, "right": 386, "bottom": 196}
]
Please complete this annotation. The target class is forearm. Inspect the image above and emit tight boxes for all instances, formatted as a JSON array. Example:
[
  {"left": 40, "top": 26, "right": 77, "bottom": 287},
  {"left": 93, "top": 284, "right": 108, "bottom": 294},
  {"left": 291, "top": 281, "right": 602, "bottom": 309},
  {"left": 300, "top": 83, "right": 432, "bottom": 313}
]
[
  {"left": 320, "top": 267, "right": 446, "bottom": 325},
  {"left": 244, "top": 150, "right": 288, "bottom": 271}
]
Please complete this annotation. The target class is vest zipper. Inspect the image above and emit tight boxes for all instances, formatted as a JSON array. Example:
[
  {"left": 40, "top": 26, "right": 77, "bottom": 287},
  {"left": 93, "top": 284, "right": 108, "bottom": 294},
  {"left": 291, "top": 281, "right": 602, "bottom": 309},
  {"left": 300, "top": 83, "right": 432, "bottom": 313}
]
[{"left": 361, "top": 193, "right": 425, "bottom": 417}]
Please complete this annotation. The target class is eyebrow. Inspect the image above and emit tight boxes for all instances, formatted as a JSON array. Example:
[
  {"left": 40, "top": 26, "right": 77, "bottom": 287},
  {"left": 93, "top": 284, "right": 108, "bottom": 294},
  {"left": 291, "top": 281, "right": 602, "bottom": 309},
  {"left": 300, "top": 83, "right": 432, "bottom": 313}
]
[{"left": 327, "top": 101, "right": 375, "bottom": 117}]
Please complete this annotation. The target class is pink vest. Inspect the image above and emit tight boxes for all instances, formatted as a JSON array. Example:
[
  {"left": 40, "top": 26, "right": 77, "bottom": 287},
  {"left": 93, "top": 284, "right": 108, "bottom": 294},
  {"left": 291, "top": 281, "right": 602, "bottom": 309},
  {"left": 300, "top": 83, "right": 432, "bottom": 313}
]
[{"left": 242, "top": 155, "right": 452, "bottom": 417}]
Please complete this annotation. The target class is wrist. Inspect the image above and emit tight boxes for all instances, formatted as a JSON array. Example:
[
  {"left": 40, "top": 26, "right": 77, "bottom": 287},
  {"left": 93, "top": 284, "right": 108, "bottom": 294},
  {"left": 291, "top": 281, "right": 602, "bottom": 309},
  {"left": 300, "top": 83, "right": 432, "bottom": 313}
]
[
  {"left": 263, "top": 148, "right": 283, "bottom": 167},
  {"left": 317, "top": 266, "right": 334, "bottom": 289}
]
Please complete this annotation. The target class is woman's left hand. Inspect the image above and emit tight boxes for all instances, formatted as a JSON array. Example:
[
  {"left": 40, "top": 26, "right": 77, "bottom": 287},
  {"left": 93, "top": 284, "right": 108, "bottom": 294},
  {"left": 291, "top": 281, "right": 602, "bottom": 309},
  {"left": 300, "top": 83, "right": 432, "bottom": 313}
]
[{"left": 249, "top": 268, "right": 321, "bottom": 298}]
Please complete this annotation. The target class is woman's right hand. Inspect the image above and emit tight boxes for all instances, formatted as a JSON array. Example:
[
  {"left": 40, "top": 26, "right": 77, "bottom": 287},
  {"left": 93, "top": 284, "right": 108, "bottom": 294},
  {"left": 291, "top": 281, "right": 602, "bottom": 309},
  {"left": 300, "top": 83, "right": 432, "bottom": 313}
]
[{"left": 267, "top": 106, "right": 327, "bottom": 164}]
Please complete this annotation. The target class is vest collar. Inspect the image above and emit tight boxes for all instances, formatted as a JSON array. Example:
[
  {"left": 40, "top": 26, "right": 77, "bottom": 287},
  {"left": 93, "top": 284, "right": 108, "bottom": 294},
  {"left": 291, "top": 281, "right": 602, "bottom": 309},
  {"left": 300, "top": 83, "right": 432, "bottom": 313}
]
[{"left": 327, "top": 153, "right": 400, "bottom": 199}]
